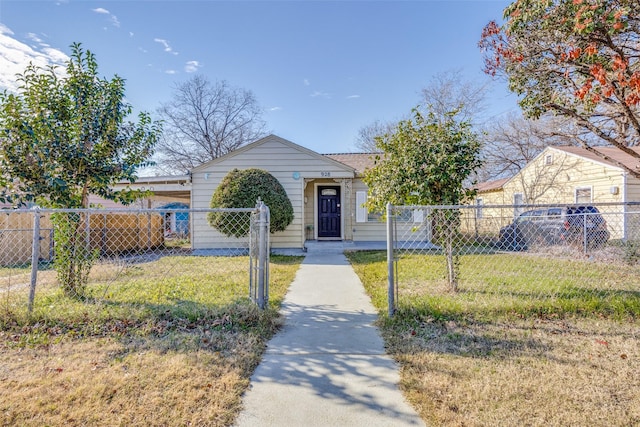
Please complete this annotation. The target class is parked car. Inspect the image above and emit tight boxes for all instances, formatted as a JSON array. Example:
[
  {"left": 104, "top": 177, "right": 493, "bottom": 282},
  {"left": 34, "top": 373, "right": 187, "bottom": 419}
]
[{"left": 498, "top": 206, "right": 609, "bottom": 251}]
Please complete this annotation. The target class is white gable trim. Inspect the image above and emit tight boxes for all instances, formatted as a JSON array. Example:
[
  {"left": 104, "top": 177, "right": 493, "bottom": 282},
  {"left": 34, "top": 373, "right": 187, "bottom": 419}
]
[
  {"left": 499, "top": 146, "right": 625, "bottom": 190},
  {"left": 190, "top": 134, "right": 355, "bottom": 174}
]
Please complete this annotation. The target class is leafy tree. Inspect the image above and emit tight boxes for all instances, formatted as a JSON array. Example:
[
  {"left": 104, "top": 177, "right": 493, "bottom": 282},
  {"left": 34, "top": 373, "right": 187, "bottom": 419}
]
[
  {"left": 363, "top": 107, "right": 482, "bottom": 290},
  {"left": 156, "top": 76, "right": 266, "bottom": 174},
  {"left": 479, "top": 0, "right": 640, "bottom": 178},
  {"left": 0, "top": 43, "right": 161, "bottom": 297},
  {"left": 208, "top": 168, "right": 293, "bottom": 237}
]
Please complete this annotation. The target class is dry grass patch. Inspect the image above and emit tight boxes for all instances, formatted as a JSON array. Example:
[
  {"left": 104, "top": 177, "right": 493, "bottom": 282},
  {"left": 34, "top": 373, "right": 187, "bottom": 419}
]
[
  {"left": 0, "top": 339, "right": 249, "bottom": 426},
  {"left": 392, "top": 318, "right": 639, "bottom": 427},
  {"left": 0, "top": 255, "right": 302, "bottom": 427},
  {"left": 347, "top": 251, "right": 640, "bottom": 427}
]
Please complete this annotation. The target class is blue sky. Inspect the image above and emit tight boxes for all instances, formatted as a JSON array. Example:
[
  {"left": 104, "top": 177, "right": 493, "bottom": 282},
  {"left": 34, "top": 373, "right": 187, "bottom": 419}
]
[{"left": 0, "top": 0, "right": 517, "bottom": 156}]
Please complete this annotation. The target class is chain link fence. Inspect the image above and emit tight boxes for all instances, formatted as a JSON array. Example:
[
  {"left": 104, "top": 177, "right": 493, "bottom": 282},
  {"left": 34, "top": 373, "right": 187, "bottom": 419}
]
[
  {"left": 386, "top": 202, "right": 640, "bottom": 317},
  {"left": 0, "top": 204, "right": 270, "bottom": 317}
]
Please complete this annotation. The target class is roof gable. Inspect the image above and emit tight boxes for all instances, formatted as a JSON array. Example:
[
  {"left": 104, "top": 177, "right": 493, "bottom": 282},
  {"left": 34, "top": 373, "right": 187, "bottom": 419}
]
[
  {"left": 190, "top": 134, "right": 355, "bottom": 173},
  {"left": 475, "top": 145, "right": 637, "bottom": 192}
]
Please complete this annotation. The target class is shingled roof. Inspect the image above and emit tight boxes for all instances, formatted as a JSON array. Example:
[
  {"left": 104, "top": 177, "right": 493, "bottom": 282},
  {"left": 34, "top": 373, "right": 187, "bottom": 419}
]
[
  {"left": 475, "top": 178, "right": 510, "bottom": 193},
  {"left": 323, "top": 153, "right": 378, "bottom": 175},
  {"left": 552, "top": 145, "right": 640, "bottom": 171}
]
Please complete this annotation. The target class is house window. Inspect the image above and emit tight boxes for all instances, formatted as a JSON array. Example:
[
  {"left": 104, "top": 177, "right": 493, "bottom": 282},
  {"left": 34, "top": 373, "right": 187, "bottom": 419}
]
[
  {"left": 575, "top": 187, "right": 592, "bottom": 204},
  {"left": 545, "top": 154, "right": 553, "bottom": 165},
  {"left": 368, "top": 211, "right": 383, "bottom": 222},
  {"left": 397, "top": 209, "right": 412, "bottom": 222},
  {"left": 356, "top": 191, "right": 384, "bottom": 222},
  {"left": 476, "top": 198, "right": 484, "bottom": 219}
]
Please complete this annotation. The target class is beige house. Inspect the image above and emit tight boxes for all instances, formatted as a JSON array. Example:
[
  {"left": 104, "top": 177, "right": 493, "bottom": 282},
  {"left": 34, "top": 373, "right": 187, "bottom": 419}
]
[
  {"left": 471, "top": 146, "right": 640, "bottom": 240},
  {"left": 190, "top": 134, "right": 389, "bottom": 250}
]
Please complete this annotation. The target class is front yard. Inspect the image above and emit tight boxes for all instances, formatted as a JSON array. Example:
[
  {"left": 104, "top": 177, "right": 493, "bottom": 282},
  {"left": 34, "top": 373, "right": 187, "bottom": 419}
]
[
  {"left": 0, "top": 255, "right": 302, "bottom": 427},
  {"left": 346, "top": 251, "right": 640, "bottom": 427}
]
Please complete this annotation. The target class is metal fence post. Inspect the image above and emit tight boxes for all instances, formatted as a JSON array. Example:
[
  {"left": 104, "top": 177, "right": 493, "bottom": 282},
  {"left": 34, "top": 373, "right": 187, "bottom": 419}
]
[
  {"left": 257, "top": 202, "right": 270, "bottom": 309},
  {"left": 387, "top": 202, "right": 395, "bottom": 317},
  {"left": 583, "top": 211, "right": 588, "bottom": 254},
  {"left": 28, "top": 207, "right": 41, "bottom": 313}
]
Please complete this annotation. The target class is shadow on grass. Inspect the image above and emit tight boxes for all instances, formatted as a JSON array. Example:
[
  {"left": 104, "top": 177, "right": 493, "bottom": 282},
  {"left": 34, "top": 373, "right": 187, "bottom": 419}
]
[
  {"left": 1, "top": 294, "right": 283, "bottom": 369},
  {"left": 379, "top": 306, "right": 553, "bottom": 359}
]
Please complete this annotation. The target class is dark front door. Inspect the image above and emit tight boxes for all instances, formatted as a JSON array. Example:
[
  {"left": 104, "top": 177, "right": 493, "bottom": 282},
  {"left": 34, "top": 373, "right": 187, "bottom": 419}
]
[{"left": 318, "top": 186, "right": 341, "bottom": 238}]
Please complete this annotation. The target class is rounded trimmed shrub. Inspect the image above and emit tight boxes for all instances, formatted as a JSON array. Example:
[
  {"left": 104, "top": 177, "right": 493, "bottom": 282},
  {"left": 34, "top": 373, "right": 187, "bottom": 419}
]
[{"left": 207, "top": 168, "right": 294, "bottom": 237}]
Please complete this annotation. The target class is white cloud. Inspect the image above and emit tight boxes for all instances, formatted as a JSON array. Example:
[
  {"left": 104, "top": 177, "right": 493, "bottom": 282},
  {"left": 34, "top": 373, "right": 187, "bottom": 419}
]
[
  {"left": 184, "top": 60, "right": 200, "bottom": 73},
  {"left": 0, "top": 24, "right": 69, "bottom": 93},
  {"left": 346, "top": 94, "right": 360, "bottom": 99},
  {"left": 26, "top": 33, "right": 43, "bottom": 43},
  {"left": 154, "top": 38, "right": 177, "bottom": 55},
  {"left": 303, "top": 79, "right": 310, "bottom": 86},
  {"left": 310, "top": 90, "right": 331, "bottom": 99},
  {"left": 165, "top": 69, "right": 177, "bottom": 75},
  {"left": 268, "top": 106, "right": 282, "bottom": 112},
  {"left": 92, "top": 7, "right": 120, "bottom": 27}
]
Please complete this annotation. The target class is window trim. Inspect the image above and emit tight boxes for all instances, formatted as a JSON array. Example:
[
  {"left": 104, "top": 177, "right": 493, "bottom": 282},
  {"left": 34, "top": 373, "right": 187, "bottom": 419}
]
[
  {"left": 355, "top": 191, "right": 367, "bottom": 223},
  {"left": 574, "top": 186, "right": 593, "bottom": 204}
]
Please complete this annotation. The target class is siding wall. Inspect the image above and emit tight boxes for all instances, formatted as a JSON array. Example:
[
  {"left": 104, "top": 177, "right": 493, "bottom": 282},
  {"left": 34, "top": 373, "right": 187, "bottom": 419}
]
[
  {"left": 349, "top": 180, "right": 386, "bottom": 241},
  {"left": 190, "top": 137, "right": 355, "bottom": 249}
]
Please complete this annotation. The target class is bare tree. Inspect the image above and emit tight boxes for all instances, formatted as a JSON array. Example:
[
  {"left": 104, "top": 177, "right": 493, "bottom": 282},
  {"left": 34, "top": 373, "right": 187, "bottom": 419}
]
[
  {"left": 421, "top": 69, "right": 488, "bottom": 126},
  {"left": 513, "top": 152, "right": 580, "bottom": 204},
  {"left": 354, "top": 69, "right": 487, "bottom": 152},
  {"left": 354, "top": 119, "right": 396, "bottom": 152},
  {"left": 156, "top": 75, "right": 266, "bottom": 173},
  {"left": 479, "top": 112, "right": 576, "bottom": 181}
]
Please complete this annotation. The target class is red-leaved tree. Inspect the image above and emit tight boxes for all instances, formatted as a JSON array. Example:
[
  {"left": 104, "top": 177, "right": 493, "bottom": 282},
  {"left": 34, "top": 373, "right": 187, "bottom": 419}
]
[{"left": 479, "top": 0, "right": 640, "bottom": 178}]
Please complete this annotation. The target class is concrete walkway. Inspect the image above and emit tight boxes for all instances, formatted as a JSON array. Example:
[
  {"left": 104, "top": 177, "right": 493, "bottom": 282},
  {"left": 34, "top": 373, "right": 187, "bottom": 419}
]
[{"left": 234, "top": 248, "right": 425, "bottom": 427}]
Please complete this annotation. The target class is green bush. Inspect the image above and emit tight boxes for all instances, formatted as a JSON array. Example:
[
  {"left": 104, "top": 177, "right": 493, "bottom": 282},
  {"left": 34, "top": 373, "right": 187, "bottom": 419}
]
[{"left": 208, "top": 168, "right": 294, "bottom": 237}]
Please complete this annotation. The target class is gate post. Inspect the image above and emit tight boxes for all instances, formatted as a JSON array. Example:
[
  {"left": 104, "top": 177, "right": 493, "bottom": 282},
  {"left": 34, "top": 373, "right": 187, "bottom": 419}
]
[
  {"left": 28, "top": 207, "right": 41, "bottom": 313},
  {"left": 257, "top": 202, "right": 270, "bottom": 309},
  {"left": 386, "top": 203, "right": 396, "bottom": 317}
]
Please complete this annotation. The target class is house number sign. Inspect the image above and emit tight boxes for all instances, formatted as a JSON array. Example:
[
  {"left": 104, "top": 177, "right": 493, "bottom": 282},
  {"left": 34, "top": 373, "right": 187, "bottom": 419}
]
[{"left": 320, "top": 171, "right": 331, "bottom": 177}]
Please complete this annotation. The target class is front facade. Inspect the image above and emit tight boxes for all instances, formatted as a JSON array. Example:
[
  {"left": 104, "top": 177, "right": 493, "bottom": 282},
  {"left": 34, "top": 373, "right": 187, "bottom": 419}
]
[{"left": 190, "top": 135, "right": 387, "bottom": 250}]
